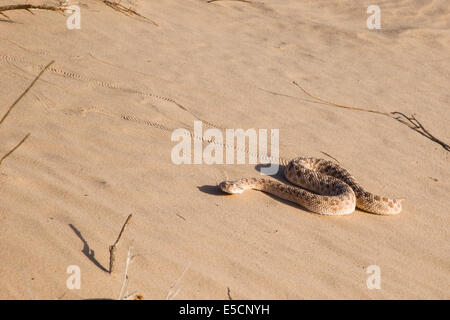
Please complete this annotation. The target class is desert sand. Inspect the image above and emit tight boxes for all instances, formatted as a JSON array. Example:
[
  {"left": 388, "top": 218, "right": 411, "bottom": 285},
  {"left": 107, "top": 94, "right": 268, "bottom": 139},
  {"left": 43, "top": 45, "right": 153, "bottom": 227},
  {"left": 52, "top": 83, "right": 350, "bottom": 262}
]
[{"left": 0, "top": 0, "right": 449, "bottom": 299}]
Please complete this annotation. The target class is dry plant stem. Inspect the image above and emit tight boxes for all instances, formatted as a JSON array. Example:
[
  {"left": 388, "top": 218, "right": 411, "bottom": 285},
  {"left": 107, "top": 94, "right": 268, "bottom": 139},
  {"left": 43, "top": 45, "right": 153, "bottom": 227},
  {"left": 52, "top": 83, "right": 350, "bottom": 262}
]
[
  {"left": 98, "top": 0, "right": 158, "bottom": 26},
  {"left": 292, "top": 81, "right": 390, "bottom": 116},
  {"left": 0, "top": 60, "right": 53, "bottom": 167},
  {"left": 0, "top": 5, "right": 64, "bottom": 20},
  {"left": 293, "top": 81, "right": 450, "bottom": 152},
  {"left": 207, "top": 0, "right": 252, "bottom": 3},
  {"left": 118, "top": 246, "right": 133, "bottom": 300},
  {"left": 123, "top": 292, "right": 144, "bottom": 300},
  {"left": 109, "top": 214, "right": 133, "bottom": 274},
  {"left": 0, "top": 5, "right": 63, "bottom": 12},
  {"left": 227, "top": 287, "right": 232, "bottom": 300},
  {"left": 0, "top": 133, "right": 30, "bottom": 167},
  {"left": 320, "top": 151, "right": 340, "bottom": 163},
  {"left": 0, "top": 60, "right": 55, "bottom": 125},
  {"left": 166, "top": 262, "right": 191, "bottom": 300},
  {"left": 391, "top": 112, "right": 450, "bottom": 152}
]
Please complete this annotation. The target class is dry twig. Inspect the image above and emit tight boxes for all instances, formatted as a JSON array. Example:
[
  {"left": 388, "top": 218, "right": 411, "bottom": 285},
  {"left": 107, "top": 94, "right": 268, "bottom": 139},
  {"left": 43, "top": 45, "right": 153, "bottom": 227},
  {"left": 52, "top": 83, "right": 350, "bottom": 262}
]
[
  {"left": 109, "top": 214, "right": 133, "bottom": 274},
  {"left": 391, "top": 112, "right": 450, "bottom": 152},
  {"left": 98, "top": 0, "right": 158, "bottom": 26},
  {"left": 1, "top": 61, "right": 55, "bottom": 125},
  {"left": 207, "top": 0, "right": 252, "bottom": 3},
  {"left": 227, "top": 287, "right": 233, "bottom": 300},
  {"left": 123, "top": 292, "right": 144, "bottom": 300},
  {"left": 118, "top": 245, "right": 133, "bottom": 299},
  {"left": 293, "top": 81, "right": 450, "bottom": 152},
  {"left": 320, "top": 151, "right": 340, "bottom": 163},
  {"left": 0, "top": 4, "right": 65, "bottom": 20},
  {"left": 0, "top": 60, "right": 54, "bottom": 167},
  {"left": 292, "top": 81, "right": 390, "bottom": 116},
  {"left": 0, "top": 133, "right": 30, "bottom": 167},
  {"left": 166, "top": 262, "right": 191, "bottom": 300}
]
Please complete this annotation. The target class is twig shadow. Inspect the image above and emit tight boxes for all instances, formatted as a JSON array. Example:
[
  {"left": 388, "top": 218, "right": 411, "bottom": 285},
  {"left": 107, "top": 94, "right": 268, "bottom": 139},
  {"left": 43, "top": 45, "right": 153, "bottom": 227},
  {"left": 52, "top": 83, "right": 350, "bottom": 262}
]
[{"left": 69, "top": 224, "right": 109, "bottom": 273}]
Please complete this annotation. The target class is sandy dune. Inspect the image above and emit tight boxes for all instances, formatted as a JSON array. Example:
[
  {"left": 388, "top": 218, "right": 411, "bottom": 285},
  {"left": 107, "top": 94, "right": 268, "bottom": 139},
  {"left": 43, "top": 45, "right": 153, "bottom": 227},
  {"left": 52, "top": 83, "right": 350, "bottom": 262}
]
[{"left": 0, "top": 0, "right": 449, "bottom": 299}]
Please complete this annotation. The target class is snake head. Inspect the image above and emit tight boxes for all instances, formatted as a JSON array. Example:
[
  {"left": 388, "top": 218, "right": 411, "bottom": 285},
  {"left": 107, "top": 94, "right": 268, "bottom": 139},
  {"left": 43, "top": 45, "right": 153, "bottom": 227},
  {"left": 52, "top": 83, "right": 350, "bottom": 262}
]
[{"left": 219, "top": 181, "right": 245, "bottom": 194}]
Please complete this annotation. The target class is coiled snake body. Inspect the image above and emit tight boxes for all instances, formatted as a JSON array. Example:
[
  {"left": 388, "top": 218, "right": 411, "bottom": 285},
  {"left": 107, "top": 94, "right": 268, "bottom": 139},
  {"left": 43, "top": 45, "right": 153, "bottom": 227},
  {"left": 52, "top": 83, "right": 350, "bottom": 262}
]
[{"left": 220, "top": 157, "right": 404, "bottom": 215}]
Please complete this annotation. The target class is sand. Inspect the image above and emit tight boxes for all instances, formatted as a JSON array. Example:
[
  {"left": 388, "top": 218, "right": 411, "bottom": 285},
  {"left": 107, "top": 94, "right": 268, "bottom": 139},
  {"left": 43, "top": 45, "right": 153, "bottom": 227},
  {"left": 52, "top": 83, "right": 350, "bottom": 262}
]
[{"left": 0, "top": 0, "right": 449, "bottom": 299}]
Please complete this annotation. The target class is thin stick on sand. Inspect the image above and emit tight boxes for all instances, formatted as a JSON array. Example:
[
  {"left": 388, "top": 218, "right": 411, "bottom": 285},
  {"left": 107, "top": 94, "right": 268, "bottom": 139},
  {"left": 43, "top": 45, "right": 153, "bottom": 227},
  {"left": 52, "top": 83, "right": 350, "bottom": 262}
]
[
  {"left": 118, "top": 245, "right": 133, "bottom": 299},
  {"left": 0, "top": 133, "right": 30, "bottom": 167},
  {"left": 0, "top": 4, "right": 65, "bottom": 20},
  {"left": 0, "top": 60, "right": 54, "bottom": 167},
  {"left": 320, "top": 151, "right": 340, "bottom": 164},
  {"left": 98, "top": 0, "right": 158, "bottom": 26},
  {"left": 391, "top": 112, "right": 450, "bottom": 152},
  {"left": 123, "top": 292, "right": 144, "bottom": 300},
  {"left": 166, "top": 262, "right": 191, "bottom": 300},
  {"left": 292, "top": 81, "right": 390, "bottom": 116},
  {"left": 0, "top": 4, "right": 64, "bottom": 12},
  {"left": 227, "top": 287, "right": 233, "bottom": 300},
  {"left": 207, "top": 0, "right": 253, "bottom": 3},
  {"left": 293, "top": 80, "right": 450, "bottom": 152},
  {"left": 0, "top": 61, "right": 55, "bottom": 125},
  {"left": 109, "top": 214, "right": 133, "bottom": 274}
]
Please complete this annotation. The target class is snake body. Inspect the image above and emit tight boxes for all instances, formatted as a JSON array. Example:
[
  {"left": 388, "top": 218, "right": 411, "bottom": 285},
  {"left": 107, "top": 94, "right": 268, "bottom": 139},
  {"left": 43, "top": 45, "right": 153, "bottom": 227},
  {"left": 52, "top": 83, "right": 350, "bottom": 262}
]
[{"left": 220, "top": 157, "right": 404, "bottom": 215}]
